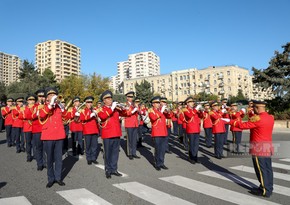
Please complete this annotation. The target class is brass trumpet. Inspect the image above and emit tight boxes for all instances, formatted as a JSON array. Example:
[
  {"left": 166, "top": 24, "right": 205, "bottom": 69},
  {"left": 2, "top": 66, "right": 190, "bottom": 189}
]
[
  {"left": 116, "top": 103, "right": 128, "bottom": 110},
  {"left": 55, "top": 95, "right": 65, "bottom": 110}
]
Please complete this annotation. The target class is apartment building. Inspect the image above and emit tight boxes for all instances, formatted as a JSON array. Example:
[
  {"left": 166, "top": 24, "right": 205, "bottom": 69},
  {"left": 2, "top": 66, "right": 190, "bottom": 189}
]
[
  {"left": 122, "top": 65, "right": 273, "bottom": 101},
  {"left": 0, "top": 52, "right": 21, "bottom": 86},
  {"left": 35, "top": 40, "right": 81, "bottom": 82},
  {"left": 115, "top": 51, "right": 160, "bottom": 91}
]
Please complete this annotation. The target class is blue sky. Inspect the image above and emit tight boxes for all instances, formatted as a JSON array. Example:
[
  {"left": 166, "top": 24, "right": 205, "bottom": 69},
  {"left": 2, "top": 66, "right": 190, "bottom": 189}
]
[{"left": 1, "top": 0, "right": 289, "bottom": 77}]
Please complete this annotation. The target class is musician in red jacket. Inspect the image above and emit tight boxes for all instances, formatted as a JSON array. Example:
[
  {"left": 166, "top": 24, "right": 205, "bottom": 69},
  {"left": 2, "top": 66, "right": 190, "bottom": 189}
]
[
  {"left": 79, "top": 96, "right": 100, "bottom": 165},
  {"left": 68, "top": 96, "right": 84, "bottom": 156},
  {"left": 148, "top": 96, "right": 168, "bottom": 171},
  {"left": 221, "top": 98, "right": 230, "bottom": 145},
  {"left": 39, "top": 87, "right": 67, "bottom": 188},
  {"left": 177, "top": 102, "right": 184, "bottom": 143},
  {"left": 124, "top": 91, "right": 140, "bottom": 160},
  {"left": 229, "top": 103, "right": 245, "bottom": 153},
  {"left": 247, "top": 100, "right": 255, "bottom": 119},
  {"left": 160, "top": 97, "right": 173, "bottom": 154},
  {"left": 30, "top": 89, "right": 46, "bottom": 171},
  {"left": 19, "top": 94, "right": 36, "bottom": 162},
  {"left": 98, "top": 90, "right": 127, "bottom": 178},
  {"left": 1, "top": 97, "right": 14, "bottom": 147},
  {"left": 12, "top": 97, "right": 25, "bottom": 153},
  {"left": 209, "top": 101, "right": 226, "bottom": 159},
  {"left": 202, "top": 103, "right": 213, "bottom": 148},
  {"left": 225, "top": 100, "right": 274, "bottom": 198},
  {"left": 183, "top": 97, "right": 203, "bottom": 164}
]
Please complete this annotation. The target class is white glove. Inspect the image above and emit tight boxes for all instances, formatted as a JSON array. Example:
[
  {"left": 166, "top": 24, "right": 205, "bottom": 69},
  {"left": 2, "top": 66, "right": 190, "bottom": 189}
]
[
  {"left": 90, "top": 112, "right": 96, "bottom": 118},
  {"left": 161, "top": 106, "right": 166, "bottom": 113},
  {"left": 221, "top": 108, "right": 227, "bottom": 113},
  {"left": 131, "top": 107, "right": 138, "bottom": 114},
  {"left": 111, "top": 102, "right": 117, "bottom": 111},
  {"left": 241, "top": 108, "right": 246, "bottom": 113},
  {"left": 221, "top": 118, "right": 230, "bottom": 122},
  {"left": 36, "top": 110, "right": 39, "bottom": 116},
  {"left": 75, "top": 112, "right": 80, "bottom": 116},
  {"left": 50, "top": 95, "right": 57, "bottom": 106},
  {"left": 196, "top": 104, "right": 202, "bottom": 111}
]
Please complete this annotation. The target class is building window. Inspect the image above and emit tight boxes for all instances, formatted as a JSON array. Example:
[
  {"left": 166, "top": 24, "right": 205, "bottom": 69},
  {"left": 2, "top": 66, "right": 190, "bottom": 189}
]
[
  {"left": 175, "top": 77, "right": 177, "bottom": 81},
  {"left": 214, "top": 80, "right": 217, "bottom": 85},
  {"left": 227, "top": 71, "right": 230, "bottom": 76},
  {"left": 187, "top": 90, "right": 190, "bottom": 94},
  {"left": 192, "top": 75, "right": 195, "bottom": 79},
  {"left": 184, "top": 90, "right": 187, "bottom": 94},
  {"left": 200, "top": 74, "right": 203, "bottom": 79},
  {"left": 228, "top": 87, "right": 231, "bottom": 91},
  {"left": 176, "top": 91, "right": 178, "bottom": 95},
  {"left": 228, "top": 78, "right": 231, "bottom": 83},
  {"left": 180, "top": 76, "right": 183, "bottom": 80},
  {"left": 214, "top": 88, "right": 217, "bottom": 92}
]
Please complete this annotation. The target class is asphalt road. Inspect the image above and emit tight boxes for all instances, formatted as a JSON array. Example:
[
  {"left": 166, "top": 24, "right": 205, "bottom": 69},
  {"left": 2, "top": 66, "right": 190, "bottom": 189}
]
[{"left": 0, "top": 128, "right": 289, "bottom": 205}]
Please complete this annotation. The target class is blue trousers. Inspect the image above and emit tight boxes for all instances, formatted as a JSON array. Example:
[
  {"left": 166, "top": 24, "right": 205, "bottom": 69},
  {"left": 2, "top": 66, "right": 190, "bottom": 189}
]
[
  {"left": 232, "top": 131, "right": 242, "bottom": 152},
  {"left": 25, "top": 131, "right": 33, "bottom": 159},
  {"left": 204, "top": 128, "right": 213, "bottom": 147},
  {"left": 103, "top": 137, "right": 120, "bottom": 173},
  {"left": 252, "top": 156, "right": 273, "bottom": 197},
  {"left": 214, "top": 133, "right": 225, "bottom": 158},
  {"left": 183, "top": 131, "right": 188, "bottom": 151},
  {"left": 188, "top": 133, "right": 200, "bottom": 160},
  {"left": 5, "top": 125, "right": 12, "bottom": 146},
  {"left": 84, "top": 134, "right": 98, "bottom": 161},
  {"left": 172, "top": 121, "right": 178, "bottom": 136},
  {"left": 44, "top": 140, "right": 63, "bottom": 183},
  {"left": 154, "top": 137, "right": 166, "bottom": 167},
  {"left": 166, "top": 127, "right": 171, "bottom": 152},
  {"left": 126, "top": 127, "right": 138, "bottom": 156},
  {"left": 33, "top": 132, "right": 46, "bottom": 167},
  {"left": 71, "top": 131, "right": 84, "bottom": 154},
  {"left": 178, "top": 124, "right": 183, "bottom": 140},
  {"left": 14, "top": 127, "right": 24, "bottom": 151},
  {"left": 63, "top": 124, "right": 69, "bottom": 152},
  {"left": 224, "top": 124, "right": 229, "bottom": 144}
]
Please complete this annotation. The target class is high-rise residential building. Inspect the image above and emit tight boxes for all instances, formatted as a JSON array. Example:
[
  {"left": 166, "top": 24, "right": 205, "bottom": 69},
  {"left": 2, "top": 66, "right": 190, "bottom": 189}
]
[
  {"left": 35, "top": 40, "right": 81, "bottom": 82},
  {"left": 109, "top": 75, "right": 117, "bottom": 91},
  {"left": 122, "top": 65, "right": 274, "bottom": 101},
  {"left": 0, "top": 51, "right": 22, "bottom": 86},
  {"left": 114, "top": 51, "right": 160, "bottom": 92}
]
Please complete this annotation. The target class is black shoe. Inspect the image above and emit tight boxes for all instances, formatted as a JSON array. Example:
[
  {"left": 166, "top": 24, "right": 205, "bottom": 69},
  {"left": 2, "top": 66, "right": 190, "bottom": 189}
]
[
  {"left": 216, "top": 156, "right": 222, "bottom": 160},
  {"left": 160, "top": 165, "right": 168, "bottom": 170},
  {"left": 46, "top": 181, "right": 54, "bottom": 188},
  {"left": 105, "top": 172, "right": 111, "bottom": 179},
  {"left": 72, "top": 152, "right": 77, "bottom": 156},
  {"left": 111, "top": 171, "right": 122, "bottom": 177},
  {"left": 55, "top": 180, "right": 65, "bottom": 186},
  {"left": 87, "top": 160, "right": 92, "bottom": 165},
  {"left": 128, "top": 155, "right": 133, "bottom": 160},
  {"left": 21, "top": 148, "right": 26, "bottom": 152},
  {"left": 155, "top": 166, "right": 161, "bottom": 171},
  {"left": 12, "top": 143, "right": 16, "bottom": 147},
  {"left": 8, "top": 144, "right": 12, "bottom": 147},
  {"left": 132, "top": 155, "right": 140, "bottom": 159},
  {"left": 189, "top": 159, "right": 196, "bottom": 164},
  {"left": 221, "top": 155, "right": 227, "bottom": 158},
  {"left": 92, "top": 160, "right": 99, "bottom": 164},
  {"left": 195, "top": 159, "right": 200, "bottom": 164},
  {"left": 37, "top": 166, "right": 44, "bottom": 171},
  {"left": 16, "top": 150, "right": 21, "bottom": 153},
  {"left": 165, "top": 151, "right": 172, "bottom": 154},
  {"left": 27, "top": 157, "right": 33, "bottom": 162}
]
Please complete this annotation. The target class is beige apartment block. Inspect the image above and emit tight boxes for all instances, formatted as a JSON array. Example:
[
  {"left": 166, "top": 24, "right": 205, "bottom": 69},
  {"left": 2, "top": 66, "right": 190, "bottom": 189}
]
[
  {"left": 115, "top": 51, "right": 160, "bottom": 91},
  {"left": 0, "top": 52, "right": 21, "bottom": 86},
  {"left": 35, "top": 40, "right": 81, "bottom": 82},
  {"left": 123, "top": 65, "right": 273, "bottom": 102}
]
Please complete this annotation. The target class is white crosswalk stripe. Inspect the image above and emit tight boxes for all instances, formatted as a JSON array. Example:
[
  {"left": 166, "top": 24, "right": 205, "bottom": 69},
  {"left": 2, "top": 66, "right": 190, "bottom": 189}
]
[
  {"left": 113, "top": 181, "right": 195, "bottom": 205},
  {"left": 0, "top": 196, "right": 32, "bottom": 205},
  {"left": 57, "top": 188, "right": 112, "bottom": 205},
  {"left": 230, "top": 165, "right": 290, "bottom": 181},
  {"left": 94, "top": 164, "right": 129, "bottom": 177},
  {"left": 279, "top": 158, "right": 290, "bottom": 162},
  {"left": 160, "top": 175, "right": 281, "bottom": 205},
  {"left": 198, "top": 170, "right": 290, "bottom": 197},
  {"left": 272, "top": 162, "right": 290, "bottom": 170}
]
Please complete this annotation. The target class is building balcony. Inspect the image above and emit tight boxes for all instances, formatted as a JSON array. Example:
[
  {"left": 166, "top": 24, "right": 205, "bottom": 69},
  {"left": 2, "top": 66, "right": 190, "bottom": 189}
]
[
  {"left": 218, "top": 83, "right": 224, "bottom": 87},
  {"left": 218, "top": 75, "right": 224, "bottom": 79},
  {"left": 219, "top": 90, "right": 225, "bottom": 95}
]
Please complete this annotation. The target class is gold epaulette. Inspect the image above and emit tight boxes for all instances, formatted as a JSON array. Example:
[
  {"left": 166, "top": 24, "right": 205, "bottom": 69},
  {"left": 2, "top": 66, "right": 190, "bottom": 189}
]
[
  {"left": 182, "top": 108, "right": 188, "bottom": 112},
  {"left": 1, "top": 107, "right": 4, "bottom": 111},
  {"left": 67, "top": 107, "right": 73, "bottom": 112},
  {"left": 148, "top": 108, "right": 153, "bottom": 113},
  {"left": 249, "top": 115, "right": 260, "bottom": 122},
  {"left": 38, "top": 104, "right": 44, "bottom": 110},
  {"left": 209, "top": 111, "right": 214, "bottom": 115},
  {"left": 96, "top": 107, "right": 102, "bottom": 113},
  {"left": 20, "top": 107, "right": 25, "bottom": 111}
]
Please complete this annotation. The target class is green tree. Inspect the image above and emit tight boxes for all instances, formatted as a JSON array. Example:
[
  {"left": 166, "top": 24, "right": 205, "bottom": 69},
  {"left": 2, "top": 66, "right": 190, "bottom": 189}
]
[
  {"left": 38, "top": 68, "right": 58, "bottom": 89},
  {"left": 135, "top": 80, "right": 154, "bottom": 105},
  {"left": 229, "top": 89, "right": 247, "bottom": 104},
  {"left": 194, "top": 92, "right": 219, "bottom": 102},
  {"left": 59, "top": 75, "right": 85, "bottom": 100},
  {"left": 19, "top": 60, "right": 37, "bottom": 79},
  {"left": 0, "top": 81, "right": 6, "bottom": 97}
]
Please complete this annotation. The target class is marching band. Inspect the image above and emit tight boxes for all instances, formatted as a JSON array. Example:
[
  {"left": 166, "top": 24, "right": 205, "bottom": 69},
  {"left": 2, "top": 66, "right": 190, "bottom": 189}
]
[{"left": 0, "top": 88, "right": 274, "bottom": 198}]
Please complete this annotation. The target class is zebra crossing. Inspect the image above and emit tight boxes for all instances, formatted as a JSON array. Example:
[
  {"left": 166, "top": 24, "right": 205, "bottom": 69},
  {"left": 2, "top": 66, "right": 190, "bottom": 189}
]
[{"left": 1, "top": 158, "right": 289, "bottom": 205}]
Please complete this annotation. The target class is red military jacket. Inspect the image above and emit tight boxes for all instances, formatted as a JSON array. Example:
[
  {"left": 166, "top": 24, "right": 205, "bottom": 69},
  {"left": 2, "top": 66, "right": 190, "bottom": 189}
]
[
  {"left": 39, "top": 104, "right": 67, "bottom": 140},
  {"left": 230, "top": 112, "right": 274, "bottom": 156},
  {"left": 1, "top": 106, "right": 13, "bottom": 125},
  {"left": 171, "top": 109, "right": 178, "bottom": 122},
  {"left": 202, "top": 110, "right": 213, "bottom": 128},
  {"left": 124, "top": 102, "right": 139, "bottom": 128},
  {"left": 30, "top": 103, "right": 44, "bottom": 133},
  {"left": 209, "top": 110, "right": 226, "bottom": 134},
  {"left": 229, "top": 110, "right": 245, "bottom": 132},
  {"left": 79, "top": 107, "right": 99, "bottom": 135},
  {"left": 148, "top": 107, "right": 167, "bottom": 137},
  {"left": 68, "top": 106, "right": 83, "bottom": 132},
  {"left": 183, "top": 106, "right": 202, "bottom": 134},
  {"left": 98, "top": 106, "right": 126, "bottom": 139},
  {"left": 139, "top": 108, "right": 147, "bottom": 126},
  {"left": 178, "top": 109, "right": 187, "bottom": 129},
  {"left": 12, "top": 106, "right": 24, "bottom": 128},
  {"left": 247, "top": 107, "right": 255, "bottom": 119},
  {"left": 18, "top": 105, "right": 33, "bottom": 132}
]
